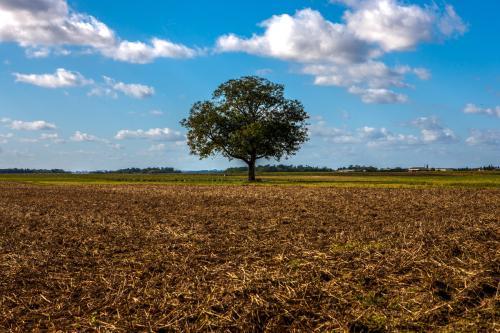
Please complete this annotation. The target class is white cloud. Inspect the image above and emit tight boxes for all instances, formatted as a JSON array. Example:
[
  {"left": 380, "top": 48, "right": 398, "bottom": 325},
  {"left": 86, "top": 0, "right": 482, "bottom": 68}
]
[
  {"left": 304, "top": 61, "right": 427, "bottom": 88},
  {"left": 438, "top": 5, "right": 467, "bottom": 37},
  {"left": 0, "top": 0, "right": 197, "bottom": 63},
  {"left": 13, "top": 68, "right": 92, "bottom": 88},
  {"left": 410, "top": 117, "right": 458, "bottom": 143},
  {"left": 309, "top": 121, "right": 418, "bottom": 145},
  {"left": 348, "top": 86, "right": 407, "bottom": 104},
  {"left": 217, "top": 2, "right": 464, "bottom": 104},
  {"left": 115, "top": 128, "right": 183, "bottom": 141},
  {"left": 87, "top": 86, "right": 117, "bottom": 98},
  {"left": 69, "top": 131, "right": 122, "bottom": 150},
  {"left": 217, "top": 0, "right": 458, "bottom": 103},
  {"left": 358, "top": 126, "right": 419, "bottom": 146},
  {"left": 101, "top": 38, "right": 197, "bottom": 64},
  {"left": 217, "top": 9, "right": 375, "bottom": 65},
  {"left": 90, "top": 76, "right": 155, "bottom": 99},
  {"left": 21, "top": 134, "right": 62, "bottom": 144},
  {"left": 40, "top": 133, "right": 58, "bottom": 140},
  {"left": 309, "top": 121, "right": 359, "bottom": 144},
  {"left": 465, "top": 129, "right": 500, "bottom": 146},
  {"left": 107, "top": 78, "right": 155, "bottom": 99},
  {"left": 25, "top": 46, "right": 50, "bottom": 58},
  {"left": 12, "top": 69, "right": 155, "bottom": 99},
  {"left": 8, "top": 120, "right": 56, "bottom": 131},
  {"left": 303, "top": 60, "right": 429, "bottom": 103},
  {"left": 310, "top": 116, "right": 456, "bottom": 146},
  {"left": 70, "top": 131, "right": 99, "bottom": 142},
  {"left": 338, "top": 0, "right": 466, "bottom": 52},
  {"left": 39, "top": 132, "right": 64, "bottom": 143},
  {"left": 463, "top": 103, "right": 500, "bottom": 118}
]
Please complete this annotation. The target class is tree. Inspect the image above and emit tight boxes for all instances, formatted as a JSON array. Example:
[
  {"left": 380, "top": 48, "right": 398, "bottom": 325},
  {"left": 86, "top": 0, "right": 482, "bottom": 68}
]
[{"left": 181, "top": 76, "right": 309, "bottom": 181}]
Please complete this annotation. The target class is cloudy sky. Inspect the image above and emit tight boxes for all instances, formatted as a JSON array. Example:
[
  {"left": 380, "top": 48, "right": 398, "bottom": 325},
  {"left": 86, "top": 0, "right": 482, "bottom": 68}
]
[{"left": 0, "top": 0, "right": 498, "bottom": 170}]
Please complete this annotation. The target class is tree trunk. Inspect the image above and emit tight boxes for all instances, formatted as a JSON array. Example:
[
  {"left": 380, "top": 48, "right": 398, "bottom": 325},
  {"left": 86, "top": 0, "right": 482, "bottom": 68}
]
[{"left": 248, "top": 159, "right": 256, "bottom": 181}]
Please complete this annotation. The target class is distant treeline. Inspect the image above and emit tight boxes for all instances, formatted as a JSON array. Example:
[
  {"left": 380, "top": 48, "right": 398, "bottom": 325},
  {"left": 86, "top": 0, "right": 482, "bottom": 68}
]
[
  {"left": 226, "top": 164, "right": 499, "bottom": 173},
  {"left": 0, "top": 168, "right": 68, "bottom": 174},
  {"left": 0, "top": 165, "right": 497, "bottom": 174},
  {"left": 338, "top": 165, "right": 409, "bottom": 172},
  {"left": 94, "top": 167, "right": 181, "bottom": 174},
  {"left": 338, "top": 165, "right": 380, "bottom": 172},
  {"left": 0, "top": 167, "right": 181, "bottom": 174},
  {"left": 455, "top": 165, "right": 499, "bottom": 171},
  {"left": 226, "top": 164, "right": 335, "bottom": 173}
]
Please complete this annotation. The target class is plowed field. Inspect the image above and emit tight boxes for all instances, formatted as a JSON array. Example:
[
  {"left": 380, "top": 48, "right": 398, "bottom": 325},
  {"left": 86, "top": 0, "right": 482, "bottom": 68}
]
[{"left": 0, "top": 183, "right": 498, "bottom": 331}]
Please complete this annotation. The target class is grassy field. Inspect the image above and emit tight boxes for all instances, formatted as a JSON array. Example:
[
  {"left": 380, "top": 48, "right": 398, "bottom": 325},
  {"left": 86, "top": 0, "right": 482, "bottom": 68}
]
[
  {"left": 0, "top": 183, "right": 498, "bottom": 331},
  {"left": 0, "top": 170, "right": 499, "bottom": 188}
]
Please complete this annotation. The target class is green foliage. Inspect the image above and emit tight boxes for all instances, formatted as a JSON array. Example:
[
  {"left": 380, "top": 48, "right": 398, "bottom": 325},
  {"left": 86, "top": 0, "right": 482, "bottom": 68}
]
[
  {"left": 98, "top": 167, "right": 181, "bottom": 174},
  {"left": 180, "top": 76, "right": 309, "bottom": 180},
  {"left": 226, "top": 164, "right": 334, "bottom": 173},
  {"left": 0, "top": 168, "right": 68, "bottom": 174}
]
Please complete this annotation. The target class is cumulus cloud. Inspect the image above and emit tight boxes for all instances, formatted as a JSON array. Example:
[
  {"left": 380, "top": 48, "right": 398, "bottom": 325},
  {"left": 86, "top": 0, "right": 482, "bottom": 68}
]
[
  {"left": 69, "top": 131, "right": 122, "bottom": 150},
  {"left": 309, "top": 121, "right": 418, "bottom": 145},
  {"left": 465, "top": 129, "right": 500, "bottom": 146},
  {"left": 217, "top": 9, "right": 375, "bottom": 65},
  {"left": 89, "top": 76, "right": 155, "bottom": 99},
  {"left": 217, "top": 2, "right": 464, "bottom": 104},
  {"left": 310, "top": 116, "right": 456, "bottom": 146},
  {"left": 115, "top": 128, "right": 183, "bottom": 141},
  {"left": 304, "top": 61, "right": 427, "bottom": 88},
  {"left": 11, "top": 69, "right": 152, "bottom": 99},
  {"left": 13, "top": 68, "right": 92, "bottom": 88},
  {"left": 105, "top": 77, "right": 155, "bottom": 99},
  {"left": 341, "top": 0, "right": 466, "bottom": 52},
  {"left": 39, "top": 132, "right": 64, "bottom": 143},
  {"left": 358, "top": 126, "right": 419, "bottom": 146},
  {"left": 0, "top": 0, "right": 197, "bottom": 63},
  {"left": 463, "top": 103, "right": 500, "bottom": 118},
  {"left": 101, "top": 38, "right": 197, "bottom": 64},
  {"left": 309, "top": 121, "right": 359, "bottom": 144},
  {"left": 70, "top": 131, "right": 99, "bottom": 142},
  {"left": 348, "top": 86, "right": 407, "bottom": 104},
  {"left": 8, "top": 120, "right": 56, "bottom": 131},
  {"left": 410, "top": 117, "right": 458, "bottom": 143},
  {"left": 303, "top": 60, "right": 429, "bottom": 102}
]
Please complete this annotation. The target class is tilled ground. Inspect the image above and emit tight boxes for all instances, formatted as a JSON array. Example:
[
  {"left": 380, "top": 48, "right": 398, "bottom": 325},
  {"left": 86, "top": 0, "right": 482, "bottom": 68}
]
[{"left": 0, "top": 183, "right": 498, "bottom": 332}]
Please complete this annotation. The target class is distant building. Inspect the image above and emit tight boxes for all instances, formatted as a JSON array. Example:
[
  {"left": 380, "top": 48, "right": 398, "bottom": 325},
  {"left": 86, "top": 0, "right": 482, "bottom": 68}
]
[{"left": 408, "top": 167, "right": 428, "bottom": 172}]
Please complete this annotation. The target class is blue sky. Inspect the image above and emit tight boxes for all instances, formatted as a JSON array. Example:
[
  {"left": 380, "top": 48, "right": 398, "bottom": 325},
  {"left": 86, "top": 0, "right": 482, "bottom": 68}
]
[{"left": 0, "top": 0, "right": 498, "bottom": 170}]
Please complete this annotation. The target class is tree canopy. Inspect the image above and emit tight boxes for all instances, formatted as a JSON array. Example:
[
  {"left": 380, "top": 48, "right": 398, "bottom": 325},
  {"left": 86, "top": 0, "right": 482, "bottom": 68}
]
[{"left": 181, "top": 76, "right": 309, "bottom": 180}]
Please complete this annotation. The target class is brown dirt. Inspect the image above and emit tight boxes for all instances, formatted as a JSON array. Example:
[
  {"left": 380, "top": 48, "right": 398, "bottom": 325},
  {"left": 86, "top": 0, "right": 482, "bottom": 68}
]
[{"left": 0, "top": 183, "right": 499, "bottom": 332}]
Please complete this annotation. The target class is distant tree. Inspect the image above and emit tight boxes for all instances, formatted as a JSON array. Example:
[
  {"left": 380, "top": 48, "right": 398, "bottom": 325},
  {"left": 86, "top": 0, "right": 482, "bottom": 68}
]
[{"left": 181, "top": 76, "right": 309, "bottom": 181}]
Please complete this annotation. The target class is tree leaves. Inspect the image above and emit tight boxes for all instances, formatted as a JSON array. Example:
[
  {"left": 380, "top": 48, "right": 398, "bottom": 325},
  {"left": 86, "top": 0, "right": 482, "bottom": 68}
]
[{"left": 181, "top": 76, "right": 309, "bottom": 165}]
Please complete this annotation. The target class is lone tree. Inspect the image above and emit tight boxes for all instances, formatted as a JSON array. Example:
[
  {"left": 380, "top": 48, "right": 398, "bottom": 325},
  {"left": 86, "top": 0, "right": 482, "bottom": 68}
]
[{"left": 181, "top": 76, "right": 309, "bottom": 181}]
